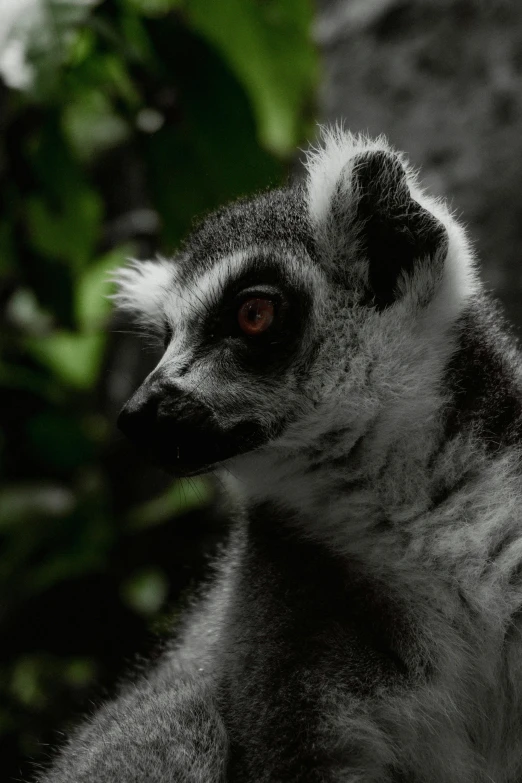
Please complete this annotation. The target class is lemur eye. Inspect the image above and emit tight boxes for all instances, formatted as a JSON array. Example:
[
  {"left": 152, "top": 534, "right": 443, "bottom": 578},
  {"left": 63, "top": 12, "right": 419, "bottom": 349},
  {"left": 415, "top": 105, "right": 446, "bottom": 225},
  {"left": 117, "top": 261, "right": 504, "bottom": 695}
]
[{"left": 237, "top": 298, "right": 275, "bottom": 336}]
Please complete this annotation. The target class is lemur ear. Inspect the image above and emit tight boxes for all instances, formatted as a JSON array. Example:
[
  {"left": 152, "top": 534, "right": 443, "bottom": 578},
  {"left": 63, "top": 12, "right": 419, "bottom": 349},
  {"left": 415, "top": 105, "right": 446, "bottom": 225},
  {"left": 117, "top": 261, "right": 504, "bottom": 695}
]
[{"left": 336, "top": 150, "right": 448, "bottom": 309}]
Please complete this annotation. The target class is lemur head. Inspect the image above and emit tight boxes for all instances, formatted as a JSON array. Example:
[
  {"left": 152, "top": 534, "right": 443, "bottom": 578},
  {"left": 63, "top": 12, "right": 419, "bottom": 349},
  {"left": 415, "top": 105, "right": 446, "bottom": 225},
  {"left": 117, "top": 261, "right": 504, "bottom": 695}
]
[{"left": 115, "top": 129, "right": 477, "bottom": 479}]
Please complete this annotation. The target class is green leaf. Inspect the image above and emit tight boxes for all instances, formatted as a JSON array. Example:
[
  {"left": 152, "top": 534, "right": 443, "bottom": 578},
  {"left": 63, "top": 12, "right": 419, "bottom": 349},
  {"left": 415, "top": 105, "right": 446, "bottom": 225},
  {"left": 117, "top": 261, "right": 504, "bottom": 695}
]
[
  {"left": 98, "top": 52, "right": 141, "bottom": 105},
  {"left": 64, "top": 658, "right": 97, "bottom": 687},
  {"left": 27, "top": 412, "right": 97, "bottom": 471},
  {"left": 0, "top": 484, "right": 75, "bottom": 530},
  {"left": 145, "top": 23, "right": 283, "bottom": 248},
  {"left": 5, "top": 289, "right": 53, "bottom": 335},
  {"left": 26, "top": 331, "right": 105, "bottom": 390},
  {"left": 124, "top": 0, "right": 182, "bottom": 17},
  {"left": 22, "top": 243, "right": 129, "bottom": 389},
  {"left": 121, "top": 567, "right": 169, "bottom": 615},
  {"left": 26, "top": 188, "right": 103, "bottom": 270},
  {"left": 20, "top": 0, "right": 101, "bottom": 97},
  {"left": 10, "top": 657, "right": 45, "bottom": 708},
  {"left": 62, "top": 88, "right": 130, "bottom": 162},
  {"left": 118, "top": 10, "right": 158, "bottom": 65},
  {"left": 128, "top": 477, "right": 212, "bottom": 530},
  {"left": 0, "top": 222, "right": 16, "bottom": 277},
  {"left": 68, "top": 25, "right": 96, "bottom": 67},
  {"left": 0, "top": 364, "right": 60, "bottom": 401},
  {"left": 9, "top": 655, "right": 97, "bottom": 710},
  {"left": 184, "top": 0, "right": 317, "bottom": 154},
  {"left": 76, "top": 244, "right": 134, "bottom": 331}
]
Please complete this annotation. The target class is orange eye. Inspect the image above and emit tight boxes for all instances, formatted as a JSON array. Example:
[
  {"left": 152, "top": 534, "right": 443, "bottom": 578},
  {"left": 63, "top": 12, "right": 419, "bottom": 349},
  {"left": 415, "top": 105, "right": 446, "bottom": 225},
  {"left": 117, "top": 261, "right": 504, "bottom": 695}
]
[{"left": 238, "top": 298, "right": 275, "bottom": 336}]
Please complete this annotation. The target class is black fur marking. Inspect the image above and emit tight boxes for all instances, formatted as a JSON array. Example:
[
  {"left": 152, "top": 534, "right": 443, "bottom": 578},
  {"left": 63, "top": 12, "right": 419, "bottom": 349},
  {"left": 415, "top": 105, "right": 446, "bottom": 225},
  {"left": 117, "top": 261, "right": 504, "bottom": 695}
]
[
  {"left": 387, "top": 768, "right": 416, "bottom": 783},
  {"left": 504, "top": 605, "right": 522, "bottom": 644},
  {"left": 349, "top": 151, "right": 448, "bottom": 309},
  {"left": 508, "top": 560, "right": 522, "bottom": 587},
  {"left": 442, "top": 301, "right": 522, "bottom": 452},
  {"left": 429, "top": 471, "right": 476, "bottom": 512},
  {"left": 488, "top": 530, "right": 520, "bottom": 564},
  {"left": 305, "top": 432, "right": 366, "bottom": 474},
  {"left": 426, "top": 428, "right": 452, "bottom": 471},
  {"left": 374, "top": 517, "right": 394, "bottom": 532},
  {"left": 199, "top": 254, "right": 313, "bottom": 378},
  {"left": 457, "top": 587, "right": 477, "bottom": 617},
  {"left": 218, "top": 504, "right": 425, "bottom": 781}
]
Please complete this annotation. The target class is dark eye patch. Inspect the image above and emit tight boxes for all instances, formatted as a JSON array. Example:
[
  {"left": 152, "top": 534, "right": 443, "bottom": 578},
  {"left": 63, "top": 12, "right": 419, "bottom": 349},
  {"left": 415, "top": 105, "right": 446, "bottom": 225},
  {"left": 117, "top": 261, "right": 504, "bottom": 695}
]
[
  {"left": 200, "top": 257, "right": 311, "bottom": 374},
  {"left": 216, "top": 284, "right": 288, "bottom": 342}
]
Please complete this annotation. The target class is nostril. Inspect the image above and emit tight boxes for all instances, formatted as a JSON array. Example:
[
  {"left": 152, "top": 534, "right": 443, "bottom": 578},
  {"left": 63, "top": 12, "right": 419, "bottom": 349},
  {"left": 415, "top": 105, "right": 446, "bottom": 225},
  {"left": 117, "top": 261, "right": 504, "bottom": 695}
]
[{"left": 117, "top": 395, "right": 159, "bottom": 446}]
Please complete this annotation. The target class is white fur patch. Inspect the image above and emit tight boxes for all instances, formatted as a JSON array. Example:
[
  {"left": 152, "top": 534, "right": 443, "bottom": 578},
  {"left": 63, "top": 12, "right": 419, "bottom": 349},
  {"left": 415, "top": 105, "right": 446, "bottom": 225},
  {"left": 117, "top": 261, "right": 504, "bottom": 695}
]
[
  {"left": 304, "top": 125, "right": 480, "bottom": 317},
  {"left": 110, "top": 257, "right": 174, "bottom": 331},
  {"left": 304, "top": 126, "right": 390, "bottom": 230}
]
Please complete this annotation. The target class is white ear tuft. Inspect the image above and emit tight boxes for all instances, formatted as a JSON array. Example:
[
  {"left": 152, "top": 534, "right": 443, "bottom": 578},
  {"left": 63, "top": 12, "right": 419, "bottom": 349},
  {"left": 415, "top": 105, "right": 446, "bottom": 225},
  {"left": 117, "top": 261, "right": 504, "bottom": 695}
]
[
  {"left": 304, "top": 125, "right": 480, "bottom": 315},
  {"left": 304, "top": 125, "right": 391, "bottom": 231},
  {"left": 110, "top": 257, "right": 173, "bottom": 330}
]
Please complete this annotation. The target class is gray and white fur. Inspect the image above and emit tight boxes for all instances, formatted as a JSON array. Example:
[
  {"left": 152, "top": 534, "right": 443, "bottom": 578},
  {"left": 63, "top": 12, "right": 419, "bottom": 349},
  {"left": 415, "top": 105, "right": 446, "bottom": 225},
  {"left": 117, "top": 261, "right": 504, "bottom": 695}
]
[{"left": 39, "top": 128, "right": 522, "bottom": 782}]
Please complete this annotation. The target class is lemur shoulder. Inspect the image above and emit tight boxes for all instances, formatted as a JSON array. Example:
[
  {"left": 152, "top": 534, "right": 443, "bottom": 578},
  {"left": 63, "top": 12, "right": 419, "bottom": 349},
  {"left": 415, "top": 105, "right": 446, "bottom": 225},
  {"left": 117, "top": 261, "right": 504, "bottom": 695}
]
[{"left": 39, "top": 129, "right": 522, "bottom": 782}]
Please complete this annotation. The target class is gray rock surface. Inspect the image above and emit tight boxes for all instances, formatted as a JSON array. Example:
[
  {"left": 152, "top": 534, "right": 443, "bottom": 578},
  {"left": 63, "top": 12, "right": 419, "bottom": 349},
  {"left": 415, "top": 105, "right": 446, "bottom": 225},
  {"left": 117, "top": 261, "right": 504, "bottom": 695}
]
[{"left": 316, "top": 0, "right": 522, "bottom": 326}]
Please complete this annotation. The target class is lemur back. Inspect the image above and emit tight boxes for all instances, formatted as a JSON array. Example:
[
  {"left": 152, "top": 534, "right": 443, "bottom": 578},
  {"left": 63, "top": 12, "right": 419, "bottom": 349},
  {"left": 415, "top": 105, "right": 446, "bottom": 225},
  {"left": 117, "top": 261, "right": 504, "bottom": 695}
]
[{"left": 40, "top": 130, "right": 522, "bottom": 783}]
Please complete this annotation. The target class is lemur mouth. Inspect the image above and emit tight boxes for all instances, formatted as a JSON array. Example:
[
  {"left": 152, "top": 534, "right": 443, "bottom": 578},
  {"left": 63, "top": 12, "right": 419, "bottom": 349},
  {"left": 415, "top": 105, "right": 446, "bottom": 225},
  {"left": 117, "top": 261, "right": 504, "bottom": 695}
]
[
  {"left": 141, "top": 434, "right": 234, "bottom": 478},
  {"left": 118, "top": 402, "right": 265, "bottom": 477},
  {"left": 160, "top": 461, "right": 214, "bottom": 478}
]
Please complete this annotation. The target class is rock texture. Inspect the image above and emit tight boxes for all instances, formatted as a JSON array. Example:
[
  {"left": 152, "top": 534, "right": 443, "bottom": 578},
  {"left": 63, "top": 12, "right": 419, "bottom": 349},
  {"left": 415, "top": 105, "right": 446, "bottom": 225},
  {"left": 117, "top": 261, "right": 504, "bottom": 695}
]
[{"left": 316, "top": 0, "right": 522, "bottom": 326}]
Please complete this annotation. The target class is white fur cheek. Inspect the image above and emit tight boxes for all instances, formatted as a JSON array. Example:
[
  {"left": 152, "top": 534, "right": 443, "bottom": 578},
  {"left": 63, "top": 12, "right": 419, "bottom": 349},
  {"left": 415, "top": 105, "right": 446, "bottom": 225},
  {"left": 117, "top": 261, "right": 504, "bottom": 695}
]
[{"left": 110, "top": 258, "right": 175, "bottom": 330}]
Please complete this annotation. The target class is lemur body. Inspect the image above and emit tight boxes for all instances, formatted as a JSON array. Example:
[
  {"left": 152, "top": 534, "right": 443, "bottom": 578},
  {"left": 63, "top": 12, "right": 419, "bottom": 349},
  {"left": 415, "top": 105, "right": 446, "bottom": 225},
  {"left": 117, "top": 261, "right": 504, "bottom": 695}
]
[{"left": 41, "top": 130, "right": 522, "bottom": 782}]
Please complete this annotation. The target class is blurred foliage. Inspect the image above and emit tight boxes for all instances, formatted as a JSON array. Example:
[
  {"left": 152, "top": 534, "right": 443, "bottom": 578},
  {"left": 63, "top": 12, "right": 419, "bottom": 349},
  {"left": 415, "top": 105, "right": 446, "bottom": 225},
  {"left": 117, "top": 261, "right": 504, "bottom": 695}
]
[{"left": 0, "top": 0, "right": 317, "bottom": 779}]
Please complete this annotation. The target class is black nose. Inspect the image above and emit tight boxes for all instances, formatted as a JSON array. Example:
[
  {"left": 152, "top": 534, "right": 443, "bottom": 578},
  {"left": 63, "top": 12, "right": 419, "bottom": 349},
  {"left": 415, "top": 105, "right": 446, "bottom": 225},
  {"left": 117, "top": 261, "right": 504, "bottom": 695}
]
[
  {"left": 118, "top": 378, "right": 265, "bottom": 475},
  {"left": 117, "top": 392, "right": 160, "bottom": 450},
  {"left": 117, "top": 379, "right": 212, "bottom": 473}
]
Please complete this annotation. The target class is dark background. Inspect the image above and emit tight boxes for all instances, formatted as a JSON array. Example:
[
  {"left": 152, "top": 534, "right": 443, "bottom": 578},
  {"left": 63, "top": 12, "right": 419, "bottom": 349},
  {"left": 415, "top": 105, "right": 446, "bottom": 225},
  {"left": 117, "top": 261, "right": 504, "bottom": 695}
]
[{"left": 1, "top": 1, "right": 521, "bottom": 781}]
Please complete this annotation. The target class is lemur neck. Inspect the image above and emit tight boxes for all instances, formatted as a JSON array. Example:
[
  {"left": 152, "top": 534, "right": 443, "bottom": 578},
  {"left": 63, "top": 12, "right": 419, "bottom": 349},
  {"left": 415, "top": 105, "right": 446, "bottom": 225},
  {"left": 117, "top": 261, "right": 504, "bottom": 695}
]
[
  {"left": 236, "top": 331, "right": 456, "bottom": 516},
  {"left": 233, "top": 383, "right": 448, "bottom": 535},
  {"left": 233, "top": 300, "right": 522, "bottom": 555}
]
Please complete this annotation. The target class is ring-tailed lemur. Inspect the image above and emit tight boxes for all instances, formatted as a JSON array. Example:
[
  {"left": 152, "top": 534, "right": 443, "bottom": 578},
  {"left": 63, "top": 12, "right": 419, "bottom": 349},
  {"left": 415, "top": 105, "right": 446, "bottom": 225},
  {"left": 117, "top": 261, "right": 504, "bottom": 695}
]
[{"left": 40, "top": 129, "right": 522, "bottom": 783}]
